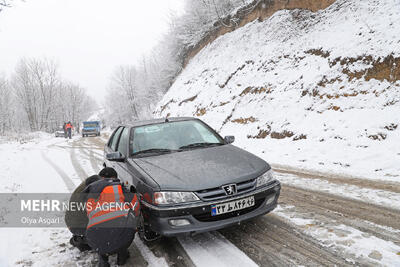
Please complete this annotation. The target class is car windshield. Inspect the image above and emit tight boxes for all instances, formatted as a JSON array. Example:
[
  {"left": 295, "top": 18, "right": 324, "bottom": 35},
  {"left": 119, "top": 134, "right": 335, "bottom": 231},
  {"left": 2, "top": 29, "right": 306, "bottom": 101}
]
[
  {"left": 84, "top": 123, "right": 98, "bottom": 127},
  {"left": 130, "top": 120, "right": 224, "bottom": 156}
]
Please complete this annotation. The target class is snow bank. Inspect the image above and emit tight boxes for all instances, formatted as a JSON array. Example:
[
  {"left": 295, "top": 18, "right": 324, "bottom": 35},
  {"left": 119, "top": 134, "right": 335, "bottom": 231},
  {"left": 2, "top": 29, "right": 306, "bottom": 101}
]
[
  {"left": 0, "top": 131, "right": 53, "bottom": 145},
  {"left": 155, "top": 0, "right": 400, "bottom": 181}
]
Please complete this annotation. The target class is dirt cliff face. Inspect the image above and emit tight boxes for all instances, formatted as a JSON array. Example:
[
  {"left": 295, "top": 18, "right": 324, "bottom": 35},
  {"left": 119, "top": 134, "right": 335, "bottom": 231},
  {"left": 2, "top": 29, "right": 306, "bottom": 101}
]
[
  {"left": 155, "top": 0, "right": 400, "bottom": 181},
  {"left": 155, "top": 0, "right": 400, "bottom": 148},
  {"left": 184, "top": 0, "right": 337, "bottom": 67}
]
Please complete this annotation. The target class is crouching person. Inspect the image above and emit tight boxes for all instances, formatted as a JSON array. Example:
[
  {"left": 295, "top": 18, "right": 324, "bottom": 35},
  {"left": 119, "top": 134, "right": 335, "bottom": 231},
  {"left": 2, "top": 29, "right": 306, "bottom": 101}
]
[
  {"left": 83, "top": 172, "right": 140, "bottom": 267},
  {"left": 65, "top": 168, "right": 119, "bottom": 251}
]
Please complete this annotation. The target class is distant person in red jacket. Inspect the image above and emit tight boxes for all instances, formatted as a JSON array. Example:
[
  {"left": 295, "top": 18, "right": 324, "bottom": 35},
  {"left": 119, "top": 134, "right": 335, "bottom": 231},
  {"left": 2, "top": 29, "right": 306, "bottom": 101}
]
[{"left": 66, "top": 121, "right": 73, "bottom": 139}]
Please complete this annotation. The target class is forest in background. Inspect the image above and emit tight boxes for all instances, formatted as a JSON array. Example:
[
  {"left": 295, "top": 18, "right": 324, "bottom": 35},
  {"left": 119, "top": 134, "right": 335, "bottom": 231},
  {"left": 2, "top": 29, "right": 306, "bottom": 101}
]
[{"left": 0, "top": 58, "right": 96, "bottom": 135}]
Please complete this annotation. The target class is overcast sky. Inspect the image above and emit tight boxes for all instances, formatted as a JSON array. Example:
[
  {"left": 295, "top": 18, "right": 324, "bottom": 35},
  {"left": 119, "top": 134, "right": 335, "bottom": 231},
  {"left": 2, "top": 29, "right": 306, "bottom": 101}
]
[{"left": 0, "top": 0, "right": 184, "bottom": 104}]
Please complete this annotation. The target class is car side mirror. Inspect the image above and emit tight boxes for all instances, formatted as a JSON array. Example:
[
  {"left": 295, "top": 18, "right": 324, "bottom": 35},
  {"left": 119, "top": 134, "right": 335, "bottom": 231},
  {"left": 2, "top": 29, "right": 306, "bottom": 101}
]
[
  {"left": 224, "top": 135, "right": 235, "bottom": 144},
  {"left": 106, "top": 152, "right": 125, "bottom": 162}
]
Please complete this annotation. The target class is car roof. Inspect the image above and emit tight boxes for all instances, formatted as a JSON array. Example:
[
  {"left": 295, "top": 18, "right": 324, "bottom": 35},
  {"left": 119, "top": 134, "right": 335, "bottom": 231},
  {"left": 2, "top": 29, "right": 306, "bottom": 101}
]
[{"left": 122, "top": 117, "right": 197, "bottom": 128}]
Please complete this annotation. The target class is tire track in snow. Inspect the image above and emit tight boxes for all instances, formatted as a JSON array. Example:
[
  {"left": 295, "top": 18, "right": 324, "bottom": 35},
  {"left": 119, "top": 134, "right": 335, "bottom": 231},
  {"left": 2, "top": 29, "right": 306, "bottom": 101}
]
[
  {"left": 282, "top": 185, "right": 400, "bottom": 229},
  {"left": 85, "top": 136, "right": 106, "bottom": 151},
  {"left": 122, "top": 239, "right": 149, "bottom": 267},
  {"left": 74, "top": 137, "right": 103, "bottom": 174},
  {"left": 77, "top": 147, "right": 102, "bottom": 174},
  {"left": 178, "top": 231, "right": 258, "bottom": 267},
  {"left": 41, "top": 151, "right": 75, "bottom": 192},
  {"left": 147, "top": 237, "right": 196, "bottom": 267},
  {"left": 133, "top": 238, "right": 169, "bottom": 267},
  {"left": 69, "top": 142, "right": 89, "bottom": 180},
  {"left": 220, "top": 214, "right": 352, "bottom": 266},
  {"left": 275, "top": 203, "right": 400, "bottom": 257},
  {"left": 89, "top": 149, "right": 102, "bottom": 173},
  {"left": 79, "top": 148, "right": 102, "bottom": 161}
]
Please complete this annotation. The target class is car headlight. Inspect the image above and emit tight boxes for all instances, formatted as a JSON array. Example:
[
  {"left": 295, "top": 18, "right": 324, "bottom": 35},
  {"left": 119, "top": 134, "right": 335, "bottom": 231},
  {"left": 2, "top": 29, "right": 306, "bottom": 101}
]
[
  {"left": 154, "top": 191, "right": 200, "bottom": 205},
  {"left": 256, "top": 169, "right": 275, "bottom": 187}
]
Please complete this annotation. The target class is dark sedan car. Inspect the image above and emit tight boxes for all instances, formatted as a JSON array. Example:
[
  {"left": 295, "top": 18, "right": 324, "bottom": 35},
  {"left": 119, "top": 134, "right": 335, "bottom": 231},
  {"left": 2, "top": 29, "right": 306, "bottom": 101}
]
[{"left": 104, "top": 117, "right": 280, "bottom": 240}]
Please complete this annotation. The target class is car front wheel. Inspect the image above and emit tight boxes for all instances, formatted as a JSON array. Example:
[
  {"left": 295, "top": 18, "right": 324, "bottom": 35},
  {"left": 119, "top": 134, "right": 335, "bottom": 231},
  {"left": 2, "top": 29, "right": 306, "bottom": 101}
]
[{"left": 137, "top": 212, "right": 160, "bottom": 242}]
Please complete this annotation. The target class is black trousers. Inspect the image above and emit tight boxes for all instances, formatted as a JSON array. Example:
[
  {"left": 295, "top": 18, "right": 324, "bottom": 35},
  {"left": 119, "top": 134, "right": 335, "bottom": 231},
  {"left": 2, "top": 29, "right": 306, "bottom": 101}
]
[
  {"left": 86, "top": 212, "right": 137, "bottom": 255},
  {"left": 99, "top": 246, "right": 129, "bottom": 263}
]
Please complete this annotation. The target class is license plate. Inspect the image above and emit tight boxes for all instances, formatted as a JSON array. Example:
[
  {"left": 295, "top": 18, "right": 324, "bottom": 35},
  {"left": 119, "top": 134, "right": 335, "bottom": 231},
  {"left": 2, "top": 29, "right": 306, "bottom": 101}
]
[{"left": 211, "top": 196, "right": 255, "bottom": 216}]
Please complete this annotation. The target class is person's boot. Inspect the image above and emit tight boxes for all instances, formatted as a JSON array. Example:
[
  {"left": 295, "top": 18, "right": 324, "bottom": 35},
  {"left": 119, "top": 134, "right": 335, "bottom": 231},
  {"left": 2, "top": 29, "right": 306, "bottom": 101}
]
[
  {"left": 69, "top": 236, "right": 91, "bottom": 252},
  {"left": 117, "top": 249, "right": 130, "bottom": 265},
  {"left": 98, "top": 254, "right": 110, "bottom": 267}
]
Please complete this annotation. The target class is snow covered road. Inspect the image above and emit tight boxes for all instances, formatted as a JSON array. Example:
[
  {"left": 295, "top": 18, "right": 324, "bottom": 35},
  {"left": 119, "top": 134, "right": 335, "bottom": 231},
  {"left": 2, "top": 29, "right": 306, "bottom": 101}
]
[{"left": 1, "top": 133, "right": 399, "bottom": 266}]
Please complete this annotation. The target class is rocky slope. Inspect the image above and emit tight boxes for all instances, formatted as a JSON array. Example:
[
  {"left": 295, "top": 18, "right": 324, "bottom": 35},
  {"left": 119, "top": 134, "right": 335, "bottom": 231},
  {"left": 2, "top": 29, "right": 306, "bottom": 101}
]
[{"left": 154, "top": 0, "right": 400, "bottom": 181}]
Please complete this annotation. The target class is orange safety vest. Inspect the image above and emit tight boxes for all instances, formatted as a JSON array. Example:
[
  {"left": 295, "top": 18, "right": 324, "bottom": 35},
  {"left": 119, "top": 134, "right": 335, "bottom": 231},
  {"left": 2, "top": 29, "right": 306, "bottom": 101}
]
[{"left": 86, "top": 184, "right": 139, "bottom": 229}]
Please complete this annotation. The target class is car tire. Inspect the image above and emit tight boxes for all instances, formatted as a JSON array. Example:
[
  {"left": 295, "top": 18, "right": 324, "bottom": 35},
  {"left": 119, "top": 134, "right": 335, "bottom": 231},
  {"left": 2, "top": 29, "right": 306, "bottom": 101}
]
[{"left": 137, "top": 213, "right": 160, "bottom": 242}]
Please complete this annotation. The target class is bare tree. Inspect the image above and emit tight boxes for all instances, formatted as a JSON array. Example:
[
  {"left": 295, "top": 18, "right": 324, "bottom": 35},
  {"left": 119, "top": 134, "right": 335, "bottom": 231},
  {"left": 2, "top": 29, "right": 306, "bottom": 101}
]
[
  {"left": 8, "top": 57, "right": 96, "bottom": 134},
  {"left": 105, "top": 64, "right": 160, "bottom": 125},
  {"left": 0, "top": 75, "right": 13, "bottom": 134},
  {"left": 12, "top": 58, "right": 60, "bottom": 131},
  {"left": 110, "top": 66, "right": 139, "bottom": 119}
]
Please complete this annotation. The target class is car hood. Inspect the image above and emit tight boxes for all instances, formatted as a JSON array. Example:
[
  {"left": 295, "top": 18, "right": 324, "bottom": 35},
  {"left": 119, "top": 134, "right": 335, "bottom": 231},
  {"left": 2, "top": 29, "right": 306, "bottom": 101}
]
[{"left": 130, "top": 145, "right": 269, "bottom": 191}]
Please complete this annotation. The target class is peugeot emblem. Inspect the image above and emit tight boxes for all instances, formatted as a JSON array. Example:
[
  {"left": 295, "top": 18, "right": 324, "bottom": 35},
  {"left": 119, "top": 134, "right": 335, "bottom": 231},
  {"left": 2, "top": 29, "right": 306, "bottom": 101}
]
[{"left": 222, "top": 184, "right": 237, "bottom": 196}]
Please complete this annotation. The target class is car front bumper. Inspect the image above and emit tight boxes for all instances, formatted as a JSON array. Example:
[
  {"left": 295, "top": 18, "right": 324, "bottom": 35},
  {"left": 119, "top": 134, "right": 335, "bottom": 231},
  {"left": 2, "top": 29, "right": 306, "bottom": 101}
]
[
  {"left": 141, "top": 180, "right": 281, "bottom": 236},
  {"left": 82, "top": 130, "right": 99, "bottom": 135}
]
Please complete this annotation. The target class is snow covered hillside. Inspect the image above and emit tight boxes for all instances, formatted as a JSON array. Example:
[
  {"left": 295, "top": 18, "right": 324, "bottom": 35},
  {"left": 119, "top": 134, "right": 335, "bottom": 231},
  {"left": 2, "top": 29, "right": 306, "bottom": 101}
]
[{"left": 155, "top": 0, "right": 400, "bottom": 181}]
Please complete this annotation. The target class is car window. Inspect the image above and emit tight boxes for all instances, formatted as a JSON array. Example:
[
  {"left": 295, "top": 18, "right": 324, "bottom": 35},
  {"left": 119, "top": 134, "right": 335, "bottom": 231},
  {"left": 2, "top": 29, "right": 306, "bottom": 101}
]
[
  {"left": 117, "top": 127, "right": 129, "bottom": 156},
  {"left": 110, "top": 127, "right": 123, "bottom": 151},
  {"left": 107, "top": 129, "right": 115, "bottom": 147},
  {"left": 107, "top": 127, "right": 119, "bottom": 147},
  {"left": 192, "top": 122, "right": 221, "bottom": 143},
  {"left": 84, "top": 122, "right": 98, "bottom": 128},
  {"left": 131, "top": 120, "right": 223, "bottom": 154}
]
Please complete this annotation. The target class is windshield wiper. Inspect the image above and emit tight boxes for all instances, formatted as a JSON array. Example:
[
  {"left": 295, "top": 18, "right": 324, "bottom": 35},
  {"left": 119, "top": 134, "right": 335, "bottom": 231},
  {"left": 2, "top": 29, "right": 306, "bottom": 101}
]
[
  {"left": 132, "top": 148, "right": 178, "bottom": 157},
  {"left": 179, "top": 142, "right": 223, "bottom": 150}
]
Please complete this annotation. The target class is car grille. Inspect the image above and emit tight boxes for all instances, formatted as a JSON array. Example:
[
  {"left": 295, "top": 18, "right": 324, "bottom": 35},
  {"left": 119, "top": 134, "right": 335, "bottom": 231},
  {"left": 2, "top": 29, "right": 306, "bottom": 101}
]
[
  {"left": 193, "top": 197, "right": 265, "bottom": 222},
  {"left": 195, "top": 179, "right": 256, "bottom": 201}
]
